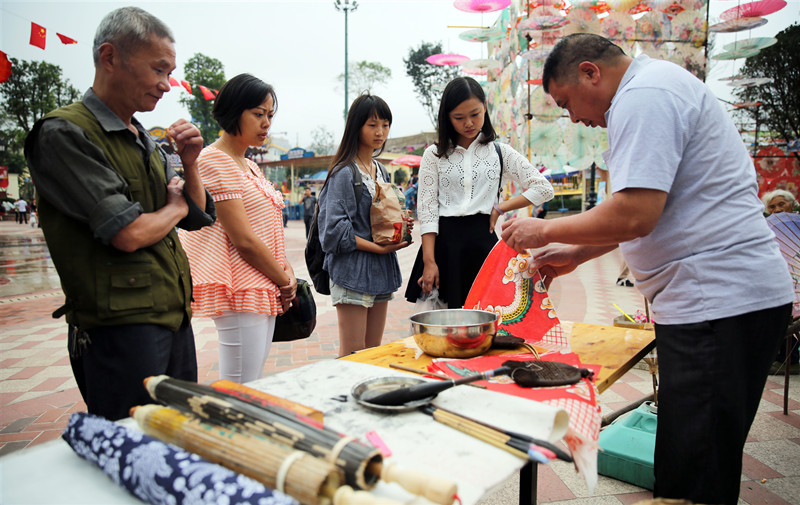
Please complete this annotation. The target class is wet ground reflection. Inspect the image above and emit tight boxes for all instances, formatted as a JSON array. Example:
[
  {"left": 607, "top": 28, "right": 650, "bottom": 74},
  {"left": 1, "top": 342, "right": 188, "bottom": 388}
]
[{"left": 0, "top": 234, "right": 62, "bottom": 297}]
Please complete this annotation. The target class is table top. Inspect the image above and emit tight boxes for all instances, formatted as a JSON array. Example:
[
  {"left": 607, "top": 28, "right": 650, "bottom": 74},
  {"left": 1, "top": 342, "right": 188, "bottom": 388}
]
[{"left": 342, "top": 321, "right": 656, "bottom": 394}]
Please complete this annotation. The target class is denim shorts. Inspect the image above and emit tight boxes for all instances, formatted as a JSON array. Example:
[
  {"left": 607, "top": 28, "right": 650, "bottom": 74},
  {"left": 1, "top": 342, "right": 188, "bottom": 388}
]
[{"left": 330, "top": 281, "right": 393, "bottom": 308}]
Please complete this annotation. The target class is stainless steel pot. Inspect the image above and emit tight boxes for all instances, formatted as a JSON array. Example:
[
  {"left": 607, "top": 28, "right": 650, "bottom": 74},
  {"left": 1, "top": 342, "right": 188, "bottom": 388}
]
[{"left": 410, "top": 309, "right": 499, "bottom": 358}]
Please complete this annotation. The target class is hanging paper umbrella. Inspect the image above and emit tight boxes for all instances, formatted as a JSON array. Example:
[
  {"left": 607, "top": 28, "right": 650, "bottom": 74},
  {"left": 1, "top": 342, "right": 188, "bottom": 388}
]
[
  {"left": 659, "top": 1, "right": 685, "bottom": 16},
  {"left": 723, "top": 37, "right": 778, "bottom": 53},
  {"left": 766, "top": 212, "right": 800, "bottom": 311},
  {"left": 719, "top": 74, "right": 745, "bottom": 81},
  {"left": 601, "top": 11, "right": 636, "bottom": 53},
  {"left": 708, "top": 17, "right": 768, "bottom": 33},
  {"left": 563, "top": 122, "right": 603, "bottom": 162},
  {"left": 454, "top": 0, "right": 511, "bottom": 13},
  {"left": 520, "top": 47, "right": 552, "bottom": 61},
  {"left": 727, "top": 76, "right": 773, "bottom": 87},
  {"left": 389, "top": 154, "right": 423, "bottom": 167},
  {"left": 530, "top": 86, "right": 562, "bottom": 122},
  {"left": 529, "top": 122, "right": 563, "bottom": 156},
  {"left": 462, "top": 58, "right": 502, "bottom": 75},
  {"left": 627, "top": 2, "right": 653, "bottom": 15},
  {"left": 459, "top": 28, "right": 506, "bottom": 42},
  {"left": 605, "top": 0, "right": 640, "bottom": 11},
  {"left": 427, "top": 53, "right": 470, "bottom": 65},
  {"left": 518, "top": 7, "right": 570, "bottom": 31},
  {"left": 564, "top": 7, "right": 602, "bottom": 35},
  {"left": 720, "top": 0, "right": 787, "bottom": 21},
  {"left": 711, "top": 48, "right": 762, "bottom": 60},
  {"left": 634, "top": 10, "right": 667, "bottom": 42},
  {"left": 670, "top": 10, "right": 707, "bottom": 47},
  {"left": 732, "top": 101, "right": 763, "bottom": 108}
]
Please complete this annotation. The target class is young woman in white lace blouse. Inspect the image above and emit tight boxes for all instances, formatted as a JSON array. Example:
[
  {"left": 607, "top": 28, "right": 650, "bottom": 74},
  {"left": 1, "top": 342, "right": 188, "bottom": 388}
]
[{"left": 405, "top": 77, "right": 554, "bottom": 308}]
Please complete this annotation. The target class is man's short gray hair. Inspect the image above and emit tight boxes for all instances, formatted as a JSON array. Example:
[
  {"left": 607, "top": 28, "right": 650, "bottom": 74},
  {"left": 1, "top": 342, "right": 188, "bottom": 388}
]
[
  {"left": 542, "top": 33, "right": 624, "bottom": 93},
  {"left": 93, "top": 6, "right": 174, "bottom": 65}
]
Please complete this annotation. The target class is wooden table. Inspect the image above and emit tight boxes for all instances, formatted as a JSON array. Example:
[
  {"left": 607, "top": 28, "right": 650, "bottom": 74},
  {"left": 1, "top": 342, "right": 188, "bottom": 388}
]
[
  {"left": 342, "top": 321, "right": 656, "bottom": 394},
  {"left": 341, "top": 321, "right": 656, "bottom": 505}
]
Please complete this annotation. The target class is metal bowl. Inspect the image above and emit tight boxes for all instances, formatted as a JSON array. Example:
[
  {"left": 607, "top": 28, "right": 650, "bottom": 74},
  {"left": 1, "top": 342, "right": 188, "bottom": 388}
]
[
  {"left": 410, "top": 309, "right": 499, "bottom": 358},
  {"left": 351, "top": 376, "right": 437, "bottom": 413}
]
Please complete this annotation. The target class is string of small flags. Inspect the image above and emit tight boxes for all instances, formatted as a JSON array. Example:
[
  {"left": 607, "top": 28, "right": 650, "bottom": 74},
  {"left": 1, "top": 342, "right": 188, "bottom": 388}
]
[{"left": 1, "top": 20, "right": 218, "bottom": 99}]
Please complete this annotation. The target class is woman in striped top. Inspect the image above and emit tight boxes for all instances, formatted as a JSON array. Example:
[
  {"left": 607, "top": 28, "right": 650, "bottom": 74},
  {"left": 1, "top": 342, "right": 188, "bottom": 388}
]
[{"left": 179, "top": 74, "right": 296, "bottom": 383}]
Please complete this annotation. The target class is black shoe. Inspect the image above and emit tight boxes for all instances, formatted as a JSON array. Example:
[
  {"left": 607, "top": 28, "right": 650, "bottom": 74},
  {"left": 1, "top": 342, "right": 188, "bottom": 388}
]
[{"left": 616, "top": 278, "right": 634, "bottom": 287}]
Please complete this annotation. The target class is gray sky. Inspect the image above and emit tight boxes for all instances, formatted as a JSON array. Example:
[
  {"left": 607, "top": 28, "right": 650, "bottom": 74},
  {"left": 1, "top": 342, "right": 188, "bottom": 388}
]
[{"left": 2, "top": 0, "right": 798, "bottom": 148}]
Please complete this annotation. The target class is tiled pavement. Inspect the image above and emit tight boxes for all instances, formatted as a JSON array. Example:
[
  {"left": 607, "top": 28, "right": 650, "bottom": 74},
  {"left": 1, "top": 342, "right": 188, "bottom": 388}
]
[{"left": 1, "top": 218, "right": 798, "bottom": 504}]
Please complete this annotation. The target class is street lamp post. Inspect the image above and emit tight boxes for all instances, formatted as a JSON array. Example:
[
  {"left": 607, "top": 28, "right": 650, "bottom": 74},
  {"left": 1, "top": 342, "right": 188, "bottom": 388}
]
[{"left": 334, "top": 0, "right": 358, "bottom": 119}]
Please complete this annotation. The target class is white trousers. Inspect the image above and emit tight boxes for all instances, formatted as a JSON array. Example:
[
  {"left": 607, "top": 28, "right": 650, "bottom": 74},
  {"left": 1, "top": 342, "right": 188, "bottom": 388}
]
[{"left": 212, "top": 311, "right": 275, "bottom": 384}]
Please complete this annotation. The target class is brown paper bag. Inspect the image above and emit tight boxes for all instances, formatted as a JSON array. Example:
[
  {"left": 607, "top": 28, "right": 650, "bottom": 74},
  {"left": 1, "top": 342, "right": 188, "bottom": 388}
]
[{"left": 370, "top": 181, "right": 411, "bottom": 245}]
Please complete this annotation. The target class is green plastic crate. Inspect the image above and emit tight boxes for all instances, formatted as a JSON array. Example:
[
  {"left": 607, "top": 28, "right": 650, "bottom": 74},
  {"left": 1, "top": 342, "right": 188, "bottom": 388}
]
[{"left": 597, "top": 401, "right": 657, "bottom": 490}]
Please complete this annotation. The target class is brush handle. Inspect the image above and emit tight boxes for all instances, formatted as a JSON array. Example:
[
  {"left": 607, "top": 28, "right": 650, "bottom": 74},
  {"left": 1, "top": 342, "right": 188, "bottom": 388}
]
[
  {"left": 381, "top": 463, "right": 457, "bottom": 505},
  {"left": 333, "top": 485, "right": 402, "bottom": 505},
  {"left": 367, "top": 366, "right": 510, "bottom": 406}
]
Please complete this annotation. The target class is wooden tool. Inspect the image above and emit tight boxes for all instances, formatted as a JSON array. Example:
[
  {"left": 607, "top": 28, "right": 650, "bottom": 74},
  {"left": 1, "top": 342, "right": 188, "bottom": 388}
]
[
  {"left": 389, "top": 363, "right": 486, "bottom": 388},
  {"left": 211, "top": 378, "right": 324, "bottom": 423},
  {"left": 364, "top": 366, "right": 511, "bottom": 406}
]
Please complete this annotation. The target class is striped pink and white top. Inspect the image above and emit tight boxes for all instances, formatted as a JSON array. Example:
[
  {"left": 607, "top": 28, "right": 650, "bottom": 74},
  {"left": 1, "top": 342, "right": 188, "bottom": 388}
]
[{"left": 179, "top": 146, "right": 286, "bottom": 317}]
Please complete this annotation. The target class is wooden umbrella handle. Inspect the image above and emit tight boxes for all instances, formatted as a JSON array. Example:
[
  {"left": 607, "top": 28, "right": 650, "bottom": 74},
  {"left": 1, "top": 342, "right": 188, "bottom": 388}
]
[
  {"left": 381, "top": 463, "right": 457, "bottom": 505},
  {"left": 333, "top": 485, "right": 403, "bottom": 505}
]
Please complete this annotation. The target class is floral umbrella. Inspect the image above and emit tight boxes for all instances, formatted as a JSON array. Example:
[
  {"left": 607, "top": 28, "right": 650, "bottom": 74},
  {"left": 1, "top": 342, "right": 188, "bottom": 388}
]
[
  {"left": 634, "top": 10, "right": 668, "bottom": 43},
  {"left": 459, "top": 28, "right": 506, "bottom": 42},
  {"left": 530, "top": 85, "right": 563, "bottom": 122},
  {"left": 520, "top": 47, "right": 552, "bottom": 61},
  {"left": 711, "top": 48, "right": 762, "bottom": 60},
  {"left": 670, "top": 10, "right": 707, "bottom": 48},
  {"left": 427, "top": 53, "right": 470, "bottom": 65},
  {"left": 529, "top": 122, "right": 563, "bottom": 157},
  {"left": 389, "top": 154, "right": 423, "bottom": 167},
  {"left": 454, "top": 0, "right": 511, "bottom": 13},
  {"left": 708, "top": 17, "right": 768, "bottom": 33},
  {"left": 518, "top": 7, "right": 570, "bottom": 31},
  {"left": 720, "top": 0, "right": 787, "bottom": 21},
  {"left": 723, "top": 36, "right": 778, "bottom": 52},
  {"left": 564, "top": 7, "right": 602, "bottom": 35},
  {"left": 727, "top": 76, "right": 774, "bottom": 87},
  {"left": 462, "top": 58, "right": 502, "bottom": 76}
]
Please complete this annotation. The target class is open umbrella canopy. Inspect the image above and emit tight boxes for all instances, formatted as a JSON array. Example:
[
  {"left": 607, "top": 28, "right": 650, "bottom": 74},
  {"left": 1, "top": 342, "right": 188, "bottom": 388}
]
[
  {"left": 390, "top": 154, "right": 423, "bottom": 167},
  {"left": 530, "top": 122, "right": 563, "bottom": 157}
]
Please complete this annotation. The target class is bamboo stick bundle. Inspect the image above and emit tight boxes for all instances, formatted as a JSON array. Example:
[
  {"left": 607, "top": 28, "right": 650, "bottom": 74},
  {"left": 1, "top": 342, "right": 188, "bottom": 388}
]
[
  {"left": 131, "top": 404, "right": 340, "bottom": 505},
  {"left": 211, "top": 379, "right": 324, "bottom": 424},
  {"left": 144, "top": 376, "right": 458, "bottom": 505},
  {"left": 145, "top": 376, "right": 381, "bottom": 489}
]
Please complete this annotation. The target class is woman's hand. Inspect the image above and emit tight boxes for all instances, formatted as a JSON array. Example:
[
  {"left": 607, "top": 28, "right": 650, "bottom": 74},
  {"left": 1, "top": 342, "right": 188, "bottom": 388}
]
[
  {"left": 279, "top": 267, "right": 297, "bottom": 311},
  {"left": 418, "top": 261, "right": 440, "bottom": 295},
  {"left": 489, "top": 205, "right": 502, "bottom": 233}
]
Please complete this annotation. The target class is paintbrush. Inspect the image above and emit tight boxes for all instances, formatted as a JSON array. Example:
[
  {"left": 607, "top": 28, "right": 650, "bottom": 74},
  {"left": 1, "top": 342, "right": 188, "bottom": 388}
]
[
  {"left": 364, "top": 366, "right": 511, "bottom": 406},
  {"left": 419, "top": 405, "right": 549, "bottom": 464},
  {"left": 389, "top": 363, "right": 486, "bottom": 388},
  {"left": 432, "top": 405, "right": 572, "bottom": 463}
]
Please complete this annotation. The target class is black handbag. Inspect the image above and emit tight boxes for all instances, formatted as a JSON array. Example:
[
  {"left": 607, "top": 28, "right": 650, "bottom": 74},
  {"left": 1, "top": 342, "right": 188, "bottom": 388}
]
[{"left": 273, "top": 279, "right": 317, "bottom": 342}]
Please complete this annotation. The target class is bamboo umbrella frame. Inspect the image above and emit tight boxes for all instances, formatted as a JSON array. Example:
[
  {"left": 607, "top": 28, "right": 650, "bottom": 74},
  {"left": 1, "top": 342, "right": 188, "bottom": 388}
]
[
  {"left": 145, "top": 376, "right": 381, "bottom": 490},
  {"left": 132, "top": 404, "right": 340, "bottom": 505}
]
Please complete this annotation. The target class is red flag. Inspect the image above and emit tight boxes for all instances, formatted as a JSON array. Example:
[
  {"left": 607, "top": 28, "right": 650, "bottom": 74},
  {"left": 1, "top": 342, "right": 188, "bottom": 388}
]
[
  {"left": 0, "top": 51, "right": 12, "bottom": 84},
  {"left": 180, "top": 80, "right": 191, "bottom": 93},
  {"left": 56, "top": 33, "right": 77, "bottom": 45},
  {"left": 169, "top": 76, "right": 180, "bottom": 87},
  {"left": 30, "top": 22, "right": 46, "bottom": 50},
  {"left": 198, "top": 85, "right": 215, "bottom": 101}
]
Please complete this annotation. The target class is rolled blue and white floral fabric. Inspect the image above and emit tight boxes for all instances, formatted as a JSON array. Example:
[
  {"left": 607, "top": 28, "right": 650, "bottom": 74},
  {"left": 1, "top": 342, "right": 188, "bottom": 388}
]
[{"left": 62, "top": 412, "right": 299, "bottom": 505}]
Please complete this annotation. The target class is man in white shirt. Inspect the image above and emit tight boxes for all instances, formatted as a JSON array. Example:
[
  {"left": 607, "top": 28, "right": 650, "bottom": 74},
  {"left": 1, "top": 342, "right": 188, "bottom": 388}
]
[
  {"left": 14, "top": 198, "right": 28, "bottom": 224},
  {"left": 501, "top": 33, "right": 794, "bottom": 504}
]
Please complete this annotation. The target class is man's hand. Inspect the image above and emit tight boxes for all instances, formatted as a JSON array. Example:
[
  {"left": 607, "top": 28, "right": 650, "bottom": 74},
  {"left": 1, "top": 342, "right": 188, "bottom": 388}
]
[
  {"left": 166, "top": 176, "right": 188, "bottom": 217},
  {"left": 168, "top": 119, "right": 203, "bottom": 168},
  {"left": 501, "top": 217, "right": 548, "bottom": 252},
  {"left": 530, "top": 246, "right": 582, "bottom": 288}
]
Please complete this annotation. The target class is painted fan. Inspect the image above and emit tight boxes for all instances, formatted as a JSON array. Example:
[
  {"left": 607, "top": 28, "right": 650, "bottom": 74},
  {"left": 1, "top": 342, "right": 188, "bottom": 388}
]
[{"left": 766, "top": 212, "right": 800, "bottom": 316}]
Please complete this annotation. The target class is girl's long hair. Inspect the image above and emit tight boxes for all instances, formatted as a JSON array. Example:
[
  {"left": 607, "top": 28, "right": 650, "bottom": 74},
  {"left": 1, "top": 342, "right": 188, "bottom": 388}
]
[
  {"left": 434, "top": 76, "right": 496, "bottom": 159},
  {"left": 324, "top": 93, "right": 392, "bottom": 186}
]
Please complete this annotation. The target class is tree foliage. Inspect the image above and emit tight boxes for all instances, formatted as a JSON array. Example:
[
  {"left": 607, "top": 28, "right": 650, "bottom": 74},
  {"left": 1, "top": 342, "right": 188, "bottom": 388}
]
[
  {"left": 734, "top": 23, "right": 799, "bottom": 144},
  {"left": 0, "top": 58, "right": 80, "bottom": 174},
  {"left": 0, "top": 58, "right": 81, "bottom": 134},
  {"left": 403, "top": 42, "right": 460, "bottom": 127},
  {"left": 337, "top": 60, "right": 392, "bottom": 97},
  {"left": 179, "top": 53, "right": 226, "bottom": 145},
  {"left": 307, "top": 126, "right": 336, "bottom": 156}
]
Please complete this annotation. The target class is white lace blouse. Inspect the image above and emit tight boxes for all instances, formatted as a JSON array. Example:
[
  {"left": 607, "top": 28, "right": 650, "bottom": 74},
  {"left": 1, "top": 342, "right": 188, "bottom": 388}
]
[{"left": 417, "top": 135, "right": 554, "bottom": 235}]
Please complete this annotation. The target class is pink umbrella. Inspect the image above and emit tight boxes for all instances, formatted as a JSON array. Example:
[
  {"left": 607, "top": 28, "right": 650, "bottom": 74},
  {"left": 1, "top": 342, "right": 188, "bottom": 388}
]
[
  {"left": 454, "top": 0, "right": 511, "bottom": 13},
  {"left": 720, "top": 0, "right": 786, "bottom": 21},
  {"left": 390, "top": 155, "right": 423, "bottom": 167},
  {"left": 427, "top": 53, "right": 470, "bottom": 66},
  {"left": 708, "top": 17, "right": 768, "bottom": 33}
]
